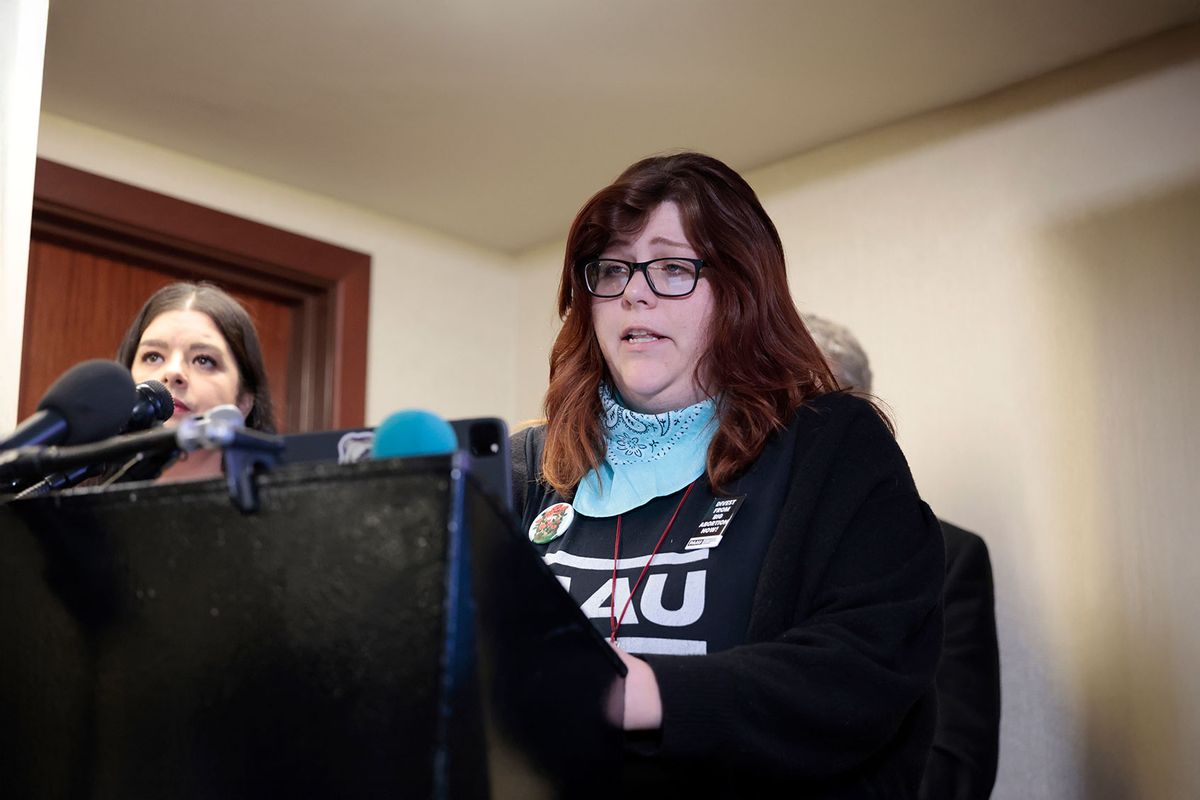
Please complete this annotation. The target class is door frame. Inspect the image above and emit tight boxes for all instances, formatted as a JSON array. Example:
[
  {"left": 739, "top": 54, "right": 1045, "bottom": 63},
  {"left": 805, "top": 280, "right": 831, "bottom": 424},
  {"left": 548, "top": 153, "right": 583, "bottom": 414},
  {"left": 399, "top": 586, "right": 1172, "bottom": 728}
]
[{"left": 26, "top": 159, "right": 370, "bottom": 430}]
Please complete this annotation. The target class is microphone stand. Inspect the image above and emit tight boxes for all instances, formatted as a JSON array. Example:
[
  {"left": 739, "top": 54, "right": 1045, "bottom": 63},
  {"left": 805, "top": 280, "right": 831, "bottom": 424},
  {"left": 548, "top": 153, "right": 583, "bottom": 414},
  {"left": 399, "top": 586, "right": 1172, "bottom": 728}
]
[
  {"left": 11, "top": 463, "right": 105, "bottom": 500},
  {"left": 1, "top": 406, "right": 284, "bottom": 513},
  {"left": 220, "top": 431, "right": 285, "bottom": 514}
]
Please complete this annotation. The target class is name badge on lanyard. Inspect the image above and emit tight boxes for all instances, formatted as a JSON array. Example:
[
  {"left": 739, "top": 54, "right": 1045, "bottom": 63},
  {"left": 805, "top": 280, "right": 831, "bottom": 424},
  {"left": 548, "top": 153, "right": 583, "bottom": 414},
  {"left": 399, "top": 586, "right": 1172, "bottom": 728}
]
[{"left": 684, "top": 495, "right": 745, "bottom": 550}]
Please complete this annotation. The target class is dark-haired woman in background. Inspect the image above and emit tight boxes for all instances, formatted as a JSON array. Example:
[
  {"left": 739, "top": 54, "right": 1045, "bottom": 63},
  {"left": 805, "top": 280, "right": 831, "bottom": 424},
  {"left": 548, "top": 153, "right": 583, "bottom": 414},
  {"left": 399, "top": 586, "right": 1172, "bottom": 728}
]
[
  {"left": 512, "top": 152, "right": 944, "bottom": 796},
  {"left": 116, "top": 281, "right": 275, "bottom": 482}
]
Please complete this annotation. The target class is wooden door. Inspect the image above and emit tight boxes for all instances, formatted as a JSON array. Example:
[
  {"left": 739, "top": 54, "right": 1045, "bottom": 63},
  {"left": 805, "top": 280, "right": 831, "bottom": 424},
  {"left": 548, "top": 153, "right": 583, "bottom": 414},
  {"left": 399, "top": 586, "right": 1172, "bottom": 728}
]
[
  {"left": 22, "top": 239, "right": 299, "bottom": 430},
  {"left": 19, "top": 160, "right": 371, "bottom": 433}
]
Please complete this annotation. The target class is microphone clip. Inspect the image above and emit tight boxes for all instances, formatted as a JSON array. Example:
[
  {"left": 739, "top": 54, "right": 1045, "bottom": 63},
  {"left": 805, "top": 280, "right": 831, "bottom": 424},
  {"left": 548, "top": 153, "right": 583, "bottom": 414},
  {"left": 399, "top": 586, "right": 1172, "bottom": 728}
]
[{"left": 178, "top": 405, "right": 285, "bottom": 514}]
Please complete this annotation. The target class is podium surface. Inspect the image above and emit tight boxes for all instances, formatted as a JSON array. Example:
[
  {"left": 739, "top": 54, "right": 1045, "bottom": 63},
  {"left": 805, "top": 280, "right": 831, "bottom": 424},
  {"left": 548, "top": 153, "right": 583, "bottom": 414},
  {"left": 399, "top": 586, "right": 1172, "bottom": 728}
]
[{"left": 0, "top": 457, "right": 622, "bottom": 799}]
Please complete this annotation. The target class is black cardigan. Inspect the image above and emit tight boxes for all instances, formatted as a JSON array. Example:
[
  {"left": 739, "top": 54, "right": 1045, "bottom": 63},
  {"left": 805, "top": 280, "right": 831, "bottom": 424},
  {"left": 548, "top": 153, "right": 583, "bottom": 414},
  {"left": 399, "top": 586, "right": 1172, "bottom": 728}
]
[
  {"left": 919, "top": 521, "right": 1001, "bottom": 800},
  {"left": 512, "top": 393, "right": 945, "bottom": 797}
]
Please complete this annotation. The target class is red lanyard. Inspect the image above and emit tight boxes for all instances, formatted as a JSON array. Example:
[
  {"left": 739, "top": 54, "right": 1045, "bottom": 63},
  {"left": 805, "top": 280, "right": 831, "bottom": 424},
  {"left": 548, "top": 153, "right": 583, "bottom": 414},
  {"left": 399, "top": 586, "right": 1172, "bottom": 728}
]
[{"left": 609, "top": 480, "right": 698, "bottom": 644}]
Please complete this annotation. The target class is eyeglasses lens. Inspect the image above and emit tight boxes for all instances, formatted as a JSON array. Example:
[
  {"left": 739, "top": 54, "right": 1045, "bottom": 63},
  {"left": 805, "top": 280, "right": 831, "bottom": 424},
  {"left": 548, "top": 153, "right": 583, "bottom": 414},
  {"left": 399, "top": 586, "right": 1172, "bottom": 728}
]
[{"left": 586, "top": 259, "right": 698, "bottom": 297}]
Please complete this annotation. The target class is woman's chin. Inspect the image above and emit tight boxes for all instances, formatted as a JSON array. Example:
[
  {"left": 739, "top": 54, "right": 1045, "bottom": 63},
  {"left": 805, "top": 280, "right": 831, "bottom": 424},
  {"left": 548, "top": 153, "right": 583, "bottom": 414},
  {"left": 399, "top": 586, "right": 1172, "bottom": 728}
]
[
  {"left": 611, "top": 377, "right": 702, "bottom": 413},
  {"left": 157, "top": 449, "right": 224, "bottom": 483}
]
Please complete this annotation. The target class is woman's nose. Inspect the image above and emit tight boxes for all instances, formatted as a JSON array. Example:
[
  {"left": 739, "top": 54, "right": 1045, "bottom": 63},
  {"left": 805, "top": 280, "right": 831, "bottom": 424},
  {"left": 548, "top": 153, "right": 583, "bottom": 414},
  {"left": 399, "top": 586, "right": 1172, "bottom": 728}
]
[
  {"left": 622, "top": 268, "right": 657, "bottom": 306},
  {"left": 160, "top": 354, "right": 187, "bottom": 387}
]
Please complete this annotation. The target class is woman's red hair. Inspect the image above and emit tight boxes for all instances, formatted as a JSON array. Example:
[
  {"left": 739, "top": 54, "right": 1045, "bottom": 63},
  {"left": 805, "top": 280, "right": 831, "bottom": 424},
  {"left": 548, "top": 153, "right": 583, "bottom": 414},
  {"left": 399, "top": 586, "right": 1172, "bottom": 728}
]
[{"left": 543, "top": 152, "right": 853, "bottom": 496}]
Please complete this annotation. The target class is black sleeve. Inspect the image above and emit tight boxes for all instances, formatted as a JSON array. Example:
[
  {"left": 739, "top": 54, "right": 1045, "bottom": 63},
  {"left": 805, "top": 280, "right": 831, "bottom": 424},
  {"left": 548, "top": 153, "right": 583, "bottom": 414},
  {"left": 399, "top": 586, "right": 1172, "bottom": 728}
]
[
  {"left": 919, "top": 522, "right": 1001, "bottom": 800},
  {"left": 509, "top": 427, "right": 532, "bottom": 515},
  {"left": 508, "top": 425, "right": 546, "bottom": 525},
  {"left": 642, "top": 403, "right": 945, "bottom": 781}
]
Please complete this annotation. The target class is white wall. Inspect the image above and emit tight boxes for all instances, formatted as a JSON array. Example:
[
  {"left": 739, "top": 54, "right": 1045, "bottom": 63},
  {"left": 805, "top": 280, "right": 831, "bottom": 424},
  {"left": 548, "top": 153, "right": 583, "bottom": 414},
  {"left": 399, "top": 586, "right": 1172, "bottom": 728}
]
[
  {"left": 513, "top": 238, "right": 565, "bottom": 425},
  {"left": 761, "top": 40, "right": 1200, "bottom": 800},
  {"left": 513, "top": 29, "right": 1200, "bottom": 800},
  {"left": 0, "top": 0, "right": 48, "bottom": 430},
  {"left": 34, "top": 115, "right": 520, "bottom": 427}
]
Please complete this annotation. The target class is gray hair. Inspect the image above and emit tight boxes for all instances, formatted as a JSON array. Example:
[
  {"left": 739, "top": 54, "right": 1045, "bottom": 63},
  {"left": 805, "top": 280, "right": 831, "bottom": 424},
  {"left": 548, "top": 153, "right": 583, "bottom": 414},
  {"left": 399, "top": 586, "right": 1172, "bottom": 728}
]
[{"left": 803, "top": 313, "right": 873, "bottom": 393}]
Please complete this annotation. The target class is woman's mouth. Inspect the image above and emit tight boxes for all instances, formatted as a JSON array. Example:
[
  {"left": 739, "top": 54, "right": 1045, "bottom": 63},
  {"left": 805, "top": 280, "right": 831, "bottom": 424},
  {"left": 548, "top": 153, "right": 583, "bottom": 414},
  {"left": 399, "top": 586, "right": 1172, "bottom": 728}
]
[
  {"left": 173, "top": 399, "right": 192, "bottom": 414},
  {"left": 622, "top": 328, "right": 665, "bottom": 344}
]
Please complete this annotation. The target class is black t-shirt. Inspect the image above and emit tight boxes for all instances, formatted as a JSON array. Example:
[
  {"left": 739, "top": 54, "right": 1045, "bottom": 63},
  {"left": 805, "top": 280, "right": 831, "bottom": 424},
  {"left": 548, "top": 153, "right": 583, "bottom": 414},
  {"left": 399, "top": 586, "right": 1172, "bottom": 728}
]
[{"left": 523, "top": 422, "right": 797, "bottom": 656}]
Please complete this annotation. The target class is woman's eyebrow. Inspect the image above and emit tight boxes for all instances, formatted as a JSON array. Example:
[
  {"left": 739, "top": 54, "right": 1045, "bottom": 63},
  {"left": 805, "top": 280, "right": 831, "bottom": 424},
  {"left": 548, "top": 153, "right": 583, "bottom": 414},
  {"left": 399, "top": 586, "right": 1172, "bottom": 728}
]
[
  {"left": 605, "top": 236, "right": 692, "bottom": 251},
  {"left": 137, "top": 339, "right": 223, "bottom": 352}
]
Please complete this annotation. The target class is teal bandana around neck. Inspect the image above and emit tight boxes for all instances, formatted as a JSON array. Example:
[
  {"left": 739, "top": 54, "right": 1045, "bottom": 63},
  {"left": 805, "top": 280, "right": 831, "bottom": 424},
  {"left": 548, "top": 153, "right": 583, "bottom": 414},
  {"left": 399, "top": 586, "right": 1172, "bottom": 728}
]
[{"left": 573, "top": 384, "right": 718, "bottom": 518}]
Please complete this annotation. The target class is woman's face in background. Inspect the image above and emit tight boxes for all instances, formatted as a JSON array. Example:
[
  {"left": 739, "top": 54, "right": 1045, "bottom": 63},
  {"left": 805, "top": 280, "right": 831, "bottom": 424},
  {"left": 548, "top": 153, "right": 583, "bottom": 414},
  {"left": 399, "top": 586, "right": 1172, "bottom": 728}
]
[
  {"left": 590, "top": 201, "right": 715, "bottom": 414},
  {"left": 130, "top": 309, "right": 250, "bottom": 425}
]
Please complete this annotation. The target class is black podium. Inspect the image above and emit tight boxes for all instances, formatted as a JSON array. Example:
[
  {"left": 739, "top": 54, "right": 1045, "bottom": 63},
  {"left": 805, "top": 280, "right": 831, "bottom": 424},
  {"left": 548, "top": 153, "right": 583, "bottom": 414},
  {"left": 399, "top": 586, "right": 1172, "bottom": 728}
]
[{"left": 0, "top": 456, "right": 624, "bottom": 799}]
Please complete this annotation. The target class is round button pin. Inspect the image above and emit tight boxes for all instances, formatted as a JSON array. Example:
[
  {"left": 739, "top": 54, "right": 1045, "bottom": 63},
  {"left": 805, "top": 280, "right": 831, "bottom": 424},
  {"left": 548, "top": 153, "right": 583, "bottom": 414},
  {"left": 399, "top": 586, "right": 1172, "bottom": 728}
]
[{"left": 529, "top": 502, "right": 575, "bottom": 545}]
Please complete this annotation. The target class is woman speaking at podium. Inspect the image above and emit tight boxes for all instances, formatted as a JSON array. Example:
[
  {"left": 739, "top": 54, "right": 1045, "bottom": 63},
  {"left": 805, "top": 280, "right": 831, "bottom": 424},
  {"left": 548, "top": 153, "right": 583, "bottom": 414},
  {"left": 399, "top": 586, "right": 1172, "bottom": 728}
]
[
  {"left": 115, "top": 282, "right": 276, "bottom": 482},
  {"left": 512, "top": 153, "right": 944, "bottom": 796}
]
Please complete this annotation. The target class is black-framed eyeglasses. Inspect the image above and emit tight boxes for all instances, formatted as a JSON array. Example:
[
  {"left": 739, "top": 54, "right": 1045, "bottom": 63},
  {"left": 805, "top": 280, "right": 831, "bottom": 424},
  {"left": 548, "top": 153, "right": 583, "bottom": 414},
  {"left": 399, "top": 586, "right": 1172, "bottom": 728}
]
[{"left": 581, "top": 258, "right": 706, "bottom": 298}]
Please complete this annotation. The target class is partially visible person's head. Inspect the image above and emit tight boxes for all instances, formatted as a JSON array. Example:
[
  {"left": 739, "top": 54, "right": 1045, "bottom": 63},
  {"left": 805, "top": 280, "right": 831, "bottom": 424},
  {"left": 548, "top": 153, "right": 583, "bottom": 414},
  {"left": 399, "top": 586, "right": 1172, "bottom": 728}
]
[
  {"left": 543, "top": 151, "right": 835, "bottom": 493},
  {"left": 802, "top": 313, "right": 873, "bottom": 393},
  {"left": 116, "top": 282, "right": 276, "bottom": 433}
]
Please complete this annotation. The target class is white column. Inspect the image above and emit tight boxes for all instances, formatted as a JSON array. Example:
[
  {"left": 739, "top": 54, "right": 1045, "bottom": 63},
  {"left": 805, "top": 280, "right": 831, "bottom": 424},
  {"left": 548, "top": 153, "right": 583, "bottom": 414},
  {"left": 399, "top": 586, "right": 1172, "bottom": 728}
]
[{"left": 0, "top": 0, "right": 49, "bottom": 430}]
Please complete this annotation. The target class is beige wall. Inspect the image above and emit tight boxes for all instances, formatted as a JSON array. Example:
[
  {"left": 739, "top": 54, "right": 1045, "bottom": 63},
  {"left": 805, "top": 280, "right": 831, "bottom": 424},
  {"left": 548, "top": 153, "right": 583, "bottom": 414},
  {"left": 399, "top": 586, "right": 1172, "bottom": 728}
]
[
  {"left": 513, "top": 238, "right": 565, "bottom": 424},
  {"left": 34, "top": 115, "right": 520, "bottom": 427},
  {"left": 513, "top": 30, "right": 1200, "bottom": 800},
  {"left": 763, "top": 36, "right": 1200, "bottom": 800}
]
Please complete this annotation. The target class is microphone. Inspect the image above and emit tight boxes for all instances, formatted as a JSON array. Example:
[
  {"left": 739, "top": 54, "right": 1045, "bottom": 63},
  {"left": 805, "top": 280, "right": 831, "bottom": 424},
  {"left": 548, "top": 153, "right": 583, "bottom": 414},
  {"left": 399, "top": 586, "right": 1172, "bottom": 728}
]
[
  {"left": 0, "top": 360, "right": 136, "bottom": 452},
  {"left": 371, "top": 410, "right": 457, "bottom": 459},
  {"left": 0, "top": 405, "right": 277, "bottom": 486},
  {"left": 7, "top": 379, "right": 177, "bottom": 496},
  {"left": 126, "top": 380, "right": 175, "bottom": 432}
]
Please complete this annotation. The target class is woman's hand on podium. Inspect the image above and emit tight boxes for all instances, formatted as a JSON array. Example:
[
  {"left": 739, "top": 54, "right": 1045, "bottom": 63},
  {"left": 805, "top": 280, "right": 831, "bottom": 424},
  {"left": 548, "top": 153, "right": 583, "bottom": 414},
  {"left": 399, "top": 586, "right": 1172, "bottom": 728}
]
[{"left": 608, "top": 641, "right": 663, "bottom": 730}]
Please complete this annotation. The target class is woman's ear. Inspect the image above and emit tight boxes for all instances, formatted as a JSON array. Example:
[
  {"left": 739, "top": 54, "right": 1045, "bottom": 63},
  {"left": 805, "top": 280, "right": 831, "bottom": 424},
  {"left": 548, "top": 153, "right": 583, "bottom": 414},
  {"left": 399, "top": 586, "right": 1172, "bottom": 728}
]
[{"left": 237, "top": 392, "right": 255, "bottom": 423}]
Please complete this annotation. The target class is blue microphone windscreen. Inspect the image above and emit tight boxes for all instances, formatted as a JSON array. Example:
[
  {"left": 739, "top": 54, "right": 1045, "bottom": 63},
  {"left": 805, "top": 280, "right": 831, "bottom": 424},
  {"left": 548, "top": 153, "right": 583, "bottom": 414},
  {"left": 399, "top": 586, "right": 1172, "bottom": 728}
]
[{"left": 371, "top": 410, "right": 457, "bottom": 459}]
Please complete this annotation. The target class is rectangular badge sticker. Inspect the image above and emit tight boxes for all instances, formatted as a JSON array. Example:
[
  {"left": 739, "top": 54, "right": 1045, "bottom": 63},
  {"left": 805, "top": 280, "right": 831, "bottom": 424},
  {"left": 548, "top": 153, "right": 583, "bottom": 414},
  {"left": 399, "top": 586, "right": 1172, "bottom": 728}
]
[{"left": 684, "top": 495, "right": 746, "bottom": 550}]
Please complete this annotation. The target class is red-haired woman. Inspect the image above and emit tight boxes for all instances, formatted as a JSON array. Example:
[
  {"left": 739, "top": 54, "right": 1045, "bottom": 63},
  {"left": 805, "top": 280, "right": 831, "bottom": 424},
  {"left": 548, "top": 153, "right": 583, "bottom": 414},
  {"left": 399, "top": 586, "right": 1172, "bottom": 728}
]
[{"left": 512, "top": 153, "right": 944, "bottom": 796}]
